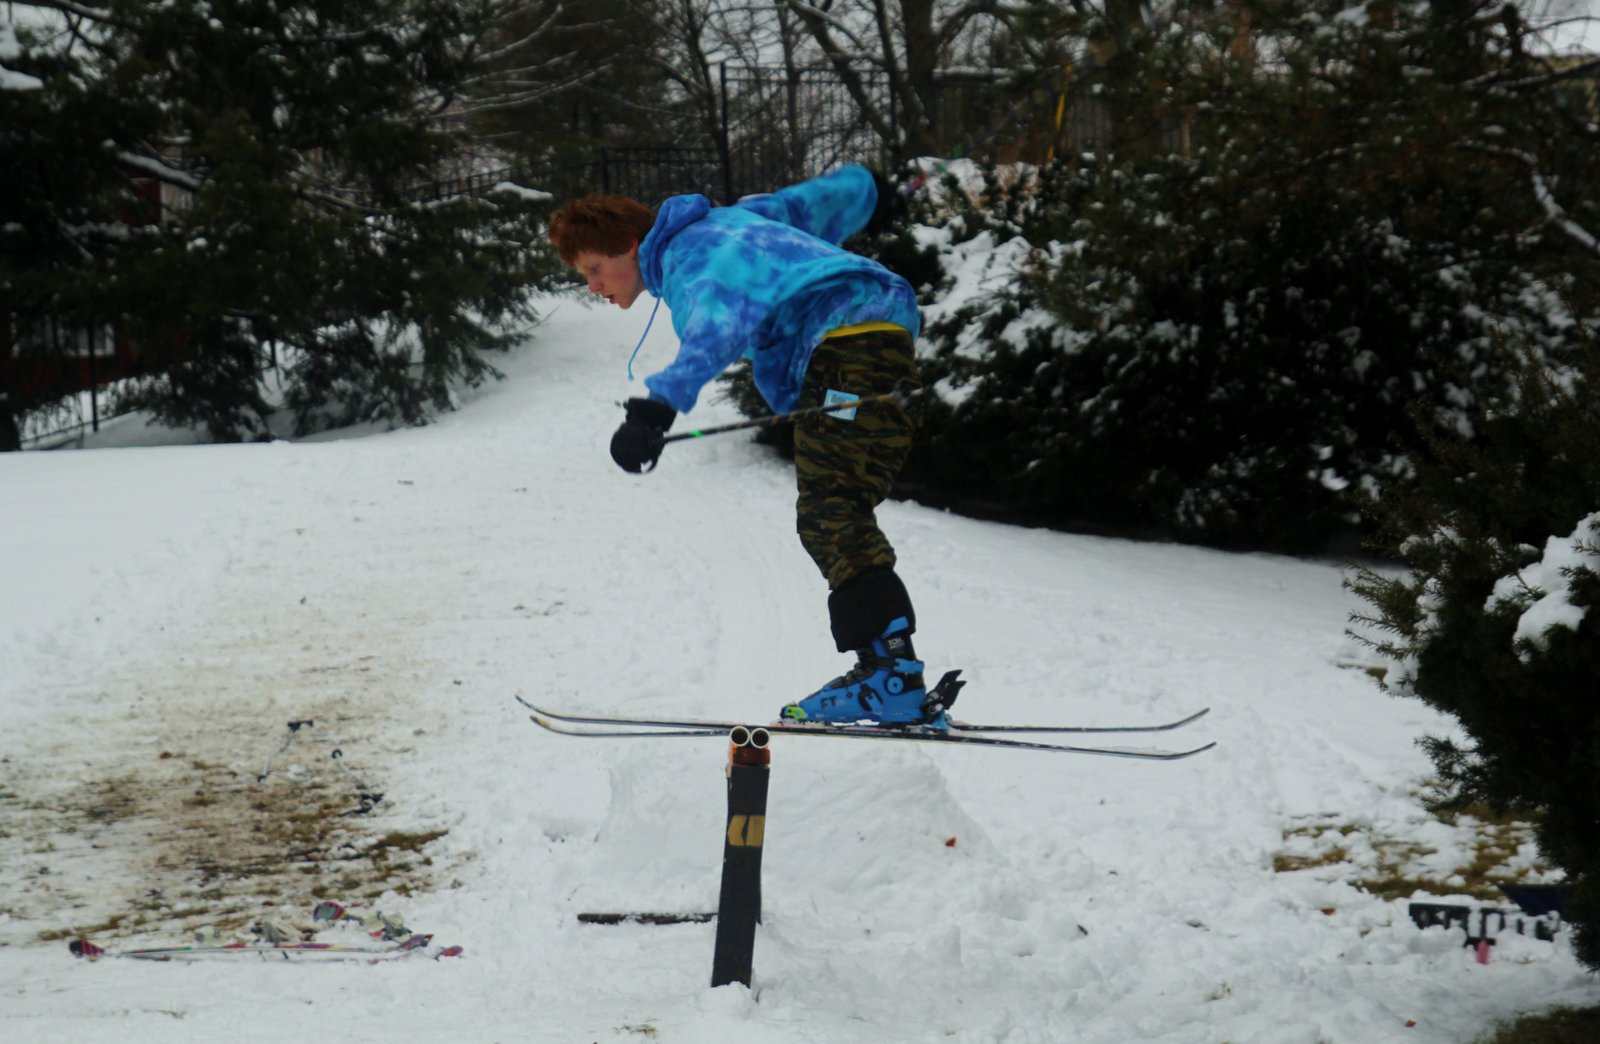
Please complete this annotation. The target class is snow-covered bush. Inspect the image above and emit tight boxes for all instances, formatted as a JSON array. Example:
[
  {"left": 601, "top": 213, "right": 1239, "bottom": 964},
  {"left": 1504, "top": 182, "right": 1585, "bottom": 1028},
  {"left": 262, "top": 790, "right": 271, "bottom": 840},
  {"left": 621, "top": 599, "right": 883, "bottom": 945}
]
[
  {"left": 918, "top": 150, "right": 1574, "bottom": 548},
  {"left": 1350, "top": 331, "right": 1600, "bottom": 968},
  {"left": 912, "top": 0, "right": 1600, "bottom": 550},
  {"left": 720, "top": 3, "right": 1600, "bottom": 554}
]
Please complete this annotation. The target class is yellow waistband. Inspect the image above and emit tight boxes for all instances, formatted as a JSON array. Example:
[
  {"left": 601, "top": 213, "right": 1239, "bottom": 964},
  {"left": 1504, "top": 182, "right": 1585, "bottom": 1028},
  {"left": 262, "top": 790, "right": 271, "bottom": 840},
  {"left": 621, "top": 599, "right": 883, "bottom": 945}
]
[{"left": 824, "top": 321, "right": 907, "bottom": 340}]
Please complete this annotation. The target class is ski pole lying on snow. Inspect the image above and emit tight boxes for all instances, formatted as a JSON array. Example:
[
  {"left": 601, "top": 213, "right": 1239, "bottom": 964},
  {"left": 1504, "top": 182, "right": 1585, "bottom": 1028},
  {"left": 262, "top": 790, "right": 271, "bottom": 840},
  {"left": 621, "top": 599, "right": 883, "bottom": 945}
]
[{"left": 661, "top": 380, "right": 923, "bottom": 445}]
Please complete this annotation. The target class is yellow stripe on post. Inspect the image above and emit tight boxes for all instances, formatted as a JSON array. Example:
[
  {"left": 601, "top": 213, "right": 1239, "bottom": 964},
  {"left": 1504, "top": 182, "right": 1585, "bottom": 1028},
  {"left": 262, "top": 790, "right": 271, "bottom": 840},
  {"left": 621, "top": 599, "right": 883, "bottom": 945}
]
[{"left": 726, "top": 814, "right": 766, "bottom": 848}]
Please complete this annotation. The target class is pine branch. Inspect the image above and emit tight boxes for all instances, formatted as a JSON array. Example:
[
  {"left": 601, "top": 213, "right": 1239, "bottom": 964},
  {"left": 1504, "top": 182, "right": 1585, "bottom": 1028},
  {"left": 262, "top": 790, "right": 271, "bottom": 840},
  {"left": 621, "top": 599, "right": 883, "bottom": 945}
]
[
  {"left": 1457, "top": 142, "right": 1600, "bottom": 256},
  {"left": 439, "top": 75, "right": 609, "bottom": 118},
  {"left": 113, "top": 150, "right": 205, "bottom": 192},
  {"left": 461, "top": 51, "right": 585, "bottom": 89},
  {"left": 1470, "top": 55, "right": 1600, "bottom": 94}
]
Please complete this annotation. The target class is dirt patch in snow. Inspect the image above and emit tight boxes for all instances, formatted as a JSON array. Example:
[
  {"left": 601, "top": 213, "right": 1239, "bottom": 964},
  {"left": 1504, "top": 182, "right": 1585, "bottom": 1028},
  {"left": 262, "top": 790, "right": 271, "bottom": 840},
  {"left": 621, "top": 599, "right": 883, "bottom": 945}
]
[{"left": 0, "top": 622, "right": 454, "bottom": 948}]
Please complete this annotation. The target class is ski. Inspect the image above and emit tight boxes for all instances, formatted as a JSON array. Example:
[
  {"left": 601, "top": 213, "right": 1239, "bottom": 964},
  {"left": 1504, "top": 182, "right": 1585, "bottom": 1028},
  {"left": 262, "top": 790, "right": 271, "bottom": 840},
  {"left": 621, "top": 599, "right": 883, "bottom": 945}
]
[
  {"left": 950, "top": 706, "right": 1210, "bottom": 734},
  {"left": 518, "top": 700, "right": 1216, "bottom": 761},
  {"left": 69, "top": 933, "right": 460, "bottom": 962},
  {"left": 516, "top": 694, "right": 1210, "bottom": 736}
]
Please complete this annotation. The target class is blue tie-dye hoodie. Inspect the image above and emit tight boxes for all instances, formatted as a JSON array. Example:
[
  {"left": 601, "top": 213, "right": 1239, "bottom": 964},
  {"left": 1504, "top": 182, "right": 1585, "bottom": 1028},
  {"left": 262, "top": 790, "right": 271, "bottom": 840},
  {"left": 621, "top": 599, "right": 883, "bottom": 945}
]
[{"left": 637, "top": 164, "right": 921, "bottom": 415}]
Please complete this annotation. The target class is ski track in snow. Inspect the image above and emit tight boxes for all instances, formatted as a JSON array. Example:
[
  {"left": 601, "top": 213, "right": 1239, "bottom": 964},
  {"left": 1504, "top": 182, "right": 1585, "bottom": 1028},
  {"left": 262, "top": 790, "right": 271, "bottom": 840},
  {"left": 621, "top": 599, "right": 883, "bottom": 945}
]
[{"left": 1, "top": 293, "right": 1596, "bottom": 1043}]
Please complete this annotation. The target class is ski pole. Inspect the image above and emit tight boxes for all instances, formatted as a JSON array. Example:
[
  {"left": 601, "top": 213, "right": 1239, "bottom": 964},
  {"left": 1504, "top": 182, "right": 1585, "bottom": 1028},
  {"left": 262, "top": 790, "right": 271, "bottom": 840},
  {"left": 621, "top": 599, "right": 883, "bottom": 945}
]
[{"left": 660, "top": 380, "right": 923, "bottom": 445}]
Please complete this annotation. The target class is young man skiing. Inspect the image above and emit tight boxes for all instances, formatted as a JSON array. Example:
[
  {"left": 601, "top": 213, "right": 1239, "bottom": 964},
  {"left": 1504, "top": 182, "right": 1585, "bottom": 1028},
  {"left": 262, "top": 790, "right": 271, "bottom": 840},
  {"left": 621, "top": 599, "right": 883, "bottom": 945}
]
[{"left": 547, "top": 164, "right": 953, "bottom": 728}]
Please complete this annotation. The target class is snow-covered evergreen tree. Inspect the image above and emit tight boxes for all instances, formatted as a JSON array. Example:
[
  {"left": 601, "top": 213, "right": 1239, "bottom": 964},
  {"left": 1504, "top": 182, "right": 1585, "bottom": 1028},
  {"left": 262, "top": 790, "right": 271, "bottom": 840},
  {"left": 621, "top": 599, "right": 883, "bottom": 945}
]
[
  {"left": 1350, "top": 327, "right": 1600, "bottom": 969},
  {"left": 2, "top": 0, "right": 560, "bottom": 444}
]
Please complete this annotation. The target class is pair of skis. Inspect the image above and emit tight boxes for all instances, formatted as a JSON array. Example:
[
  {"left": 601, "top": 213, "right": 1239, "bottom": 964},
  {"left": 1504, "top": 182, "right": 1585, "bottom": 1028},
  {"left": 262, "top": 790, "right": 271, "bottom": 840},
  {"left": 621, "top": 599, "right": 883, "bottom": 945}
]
[
  {"left": 517, "top": 673, "right": 1216, "bottom": 761},
  {"left": 69, "top": 934, "right": 460, "bottom": 962}
]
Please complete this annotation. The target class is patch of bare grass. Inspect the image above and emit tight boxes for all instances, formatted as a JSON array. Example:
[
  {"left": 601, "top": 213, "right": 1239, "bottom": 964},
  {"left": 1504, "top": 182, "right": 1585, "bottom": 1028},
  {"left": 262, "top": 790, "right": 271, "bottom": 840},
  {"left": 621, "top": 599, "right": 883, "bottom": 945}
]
[{"left": 1271, "top": 793, "right": 1551, "bottom": 903}]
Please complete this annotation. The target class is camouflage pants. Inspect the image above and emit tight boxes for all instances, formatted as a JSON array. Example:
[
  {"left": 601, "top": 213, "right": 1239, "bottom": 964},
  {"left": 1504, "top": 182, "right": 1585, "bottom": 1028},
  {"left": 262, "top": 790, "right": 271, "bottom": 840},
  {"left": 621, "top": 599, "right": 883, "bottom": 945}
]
[{"left": 794, "top": 329, "right": 921, "bottom": 591}]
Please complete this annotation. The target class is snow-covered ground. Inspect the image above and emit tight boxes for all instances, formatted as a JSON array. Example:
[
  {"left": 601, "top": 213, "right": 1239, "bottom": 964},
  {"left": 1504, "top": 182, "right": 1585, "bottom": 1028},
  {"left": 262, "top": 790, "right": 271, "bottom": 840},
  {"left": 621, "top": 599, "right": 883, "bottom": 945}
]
[{"left": 2, "top": 295, "right": 1596, "bottom": 1043}]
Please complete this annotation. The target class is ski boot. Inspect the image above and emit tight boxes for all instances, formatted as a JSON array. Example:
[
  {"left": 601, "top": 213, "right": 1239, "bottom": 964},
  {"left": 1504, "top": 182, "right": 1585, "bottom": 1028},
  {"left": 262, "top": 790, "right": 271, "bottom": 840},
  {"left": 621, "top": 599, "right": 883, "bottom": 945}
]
[{"left": 780, "top": 616, "right": 949, "bottom": 729}]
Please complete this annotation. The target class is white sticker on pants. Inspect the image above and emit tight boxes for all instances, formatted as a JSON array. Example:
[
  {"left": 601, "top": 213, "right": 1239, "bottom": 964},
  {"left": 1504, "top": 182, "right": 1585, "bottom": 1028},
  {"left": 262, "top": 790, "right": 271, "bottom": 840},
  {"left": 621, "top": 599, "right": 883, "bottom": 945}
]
[{"left": 823, "top": 388, "right": 859, "bottom": 421}]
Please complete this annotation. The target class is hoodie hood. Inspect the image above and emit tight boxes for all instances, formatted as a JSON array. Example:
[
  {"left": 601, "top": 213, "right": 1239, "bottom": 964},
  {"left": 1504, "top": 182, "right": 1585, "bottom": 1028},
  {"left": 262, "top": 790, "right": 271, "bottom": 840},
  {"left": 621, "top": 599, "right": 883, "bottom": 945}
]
[{"left": 638, "top": 194, "right": 711, "bottom": 294}]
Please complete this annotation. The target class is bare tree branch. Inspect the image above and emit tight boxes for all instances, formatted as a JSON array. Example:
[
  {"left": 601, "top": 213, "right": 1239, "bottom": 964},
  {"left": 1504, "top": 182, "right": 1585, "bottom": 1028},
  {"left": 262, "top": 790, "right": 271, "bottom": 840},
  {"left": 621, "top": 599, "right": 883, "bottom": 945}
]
[
  {"left": 781, "top": 0, "right": 898, "bottom": 146},
  {"left": 11, "top": 0, "right": 127, "bottom": 26}
]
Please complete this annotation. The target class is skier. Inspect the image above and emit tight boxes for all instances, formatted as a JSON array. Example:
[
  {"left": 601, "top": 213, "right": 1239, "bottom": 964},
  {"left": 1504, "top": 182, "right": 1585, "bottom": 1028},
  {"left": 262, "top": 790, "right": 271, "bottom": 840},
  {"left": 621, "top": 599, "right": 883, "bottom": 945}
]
[{"left": 546, "top": 164, "right": 949, "bottom": 728}]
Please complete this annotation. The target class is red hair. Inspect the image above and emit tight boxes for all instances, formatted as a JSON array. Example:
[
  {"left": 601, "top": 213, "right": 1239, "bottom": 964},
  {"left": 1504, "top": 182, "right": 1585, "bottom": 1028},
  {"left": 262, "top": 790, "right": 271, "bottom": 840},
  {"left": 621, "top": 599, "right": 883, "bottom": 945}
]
[{"left": 547, "top": 194, "right": 657, "bottom": 265}]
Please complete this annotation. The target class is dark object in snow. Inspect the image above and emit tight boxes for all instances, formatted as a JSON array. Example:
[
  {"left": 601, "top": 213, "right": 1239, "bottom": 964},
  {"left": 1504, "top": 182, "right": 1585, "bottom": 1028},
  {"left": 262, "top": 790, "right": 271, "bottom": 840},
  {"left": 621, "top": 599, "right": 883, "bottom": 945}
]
[
  {"left": 257, "top": 718, "right": 384, "bottom": 816},
  {"left": 576, "top": 912, "right": 716, "bottom": 926},
  {"left": 1407, "top": 900, "right": 1562, "bottom": 948},
  {"left": 1499, "top": 883, "right": 1566, "bottom": 918},
  {"left": 1408, "top": 901, "right": 1472, "bottom": 934}
]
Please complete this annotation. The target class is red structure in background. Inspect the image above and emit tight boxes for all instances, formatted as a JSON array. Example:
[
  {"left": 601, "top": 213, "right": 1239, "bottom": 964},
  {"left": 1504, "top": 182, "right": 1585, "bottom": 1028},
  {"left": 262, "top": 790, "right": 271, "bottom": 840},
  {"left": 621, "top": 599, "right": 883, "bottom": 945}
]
[
  {"left": 3, "top": 178, "right": 166, "bottom": 441},
  {"left": 0, "top": 324, "right": 145, "bottom": 402}
]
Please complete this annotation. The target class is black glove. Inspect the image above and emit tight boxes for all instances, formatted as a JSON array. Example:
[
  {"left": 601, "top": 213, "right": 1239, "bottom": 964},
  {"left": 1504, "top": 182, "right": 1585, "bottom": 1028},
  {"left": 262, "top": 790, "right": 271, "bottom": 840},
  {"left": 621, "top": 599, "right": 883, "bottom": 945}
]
[
  {"left": 610, "top": 397, "right": 676, "bottom": 473},
  {"left": 864, "top": 167, "right": 908, "bottom": 237}
]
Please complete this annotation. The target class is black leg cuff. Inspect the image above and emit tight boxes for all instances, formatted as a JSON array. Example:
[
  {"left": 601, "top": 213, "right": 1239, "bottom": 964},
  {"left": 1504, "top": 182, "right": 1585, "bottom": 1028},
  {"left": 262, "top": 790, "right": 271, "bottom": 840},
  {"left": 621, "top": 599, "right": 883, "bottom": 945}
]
[{"left": 828, "top": 566, "right": 915, "bottom": 652}]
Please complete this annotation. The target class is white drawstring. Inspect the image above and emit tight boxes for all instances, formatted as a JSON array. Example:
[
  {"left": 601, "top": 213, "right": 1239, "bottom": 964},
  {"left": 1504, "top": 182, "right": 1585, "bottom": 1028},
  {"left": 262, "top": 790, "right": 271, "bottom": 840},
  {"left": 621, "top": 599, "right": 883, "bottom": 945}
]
[{"left": 627, "top": 296, "right": 662, "bottom": 381}]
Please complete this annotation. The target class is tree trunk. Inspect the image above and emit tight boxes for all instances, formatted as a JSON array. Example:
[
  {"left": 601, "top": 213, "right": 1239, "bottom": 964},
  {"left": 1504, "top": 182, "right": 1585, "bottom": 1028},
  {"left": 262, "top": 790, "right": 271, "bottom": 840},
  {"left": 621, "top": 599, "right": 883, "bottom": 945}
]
[{"left": 896, "top": 0, "right": 940, "bottom": 157}]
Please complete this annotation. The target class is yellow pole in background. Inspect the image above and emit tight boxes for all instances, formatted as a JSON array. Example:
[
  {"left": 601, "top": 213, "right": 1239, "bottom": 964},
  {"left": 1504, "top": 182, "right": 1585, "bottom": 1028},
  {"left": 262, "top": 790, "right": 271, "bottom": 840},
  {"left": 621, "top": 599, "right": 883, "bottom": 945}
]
[{"left": 1045, "top": 58, "right": 1074, "bottom": 166}]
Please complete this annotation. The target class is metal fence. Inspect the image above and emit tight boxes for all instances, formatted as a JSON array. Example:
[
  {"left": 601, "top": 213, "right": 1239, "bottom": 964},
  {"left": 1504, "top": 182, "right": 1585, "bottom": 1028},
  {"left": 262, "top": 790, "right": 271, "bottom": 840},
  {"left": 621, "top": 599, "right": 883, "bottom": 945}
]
[
  {"left": 563, "top": 65, "right": 898, "bottom": 205},
  {"left": 397, "top": 62, "right": 1160, "bottom": 204},
  {"left": 719, "top": 63, "right": 894, "bottom": 198},
  {"left": 568, "top": 61, "right": 1177, "bottom": 203},
  {"left": 16, "top": 379, "right": 127, "bottom": 449},
  {"left": 596, "top": 147, "right": 725, "bottom": 205}
]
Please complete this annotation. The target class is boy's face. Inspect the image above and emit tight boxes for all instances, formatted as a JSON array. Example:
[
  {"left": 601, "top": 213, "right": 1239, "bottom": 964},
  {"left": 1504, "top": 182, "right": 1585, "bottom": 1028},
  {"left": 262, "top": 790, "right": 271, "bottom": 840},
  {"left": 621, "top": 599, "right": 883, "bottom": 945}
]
[{"left": 573, "top": 244, "right": 644, "bottom": 310}]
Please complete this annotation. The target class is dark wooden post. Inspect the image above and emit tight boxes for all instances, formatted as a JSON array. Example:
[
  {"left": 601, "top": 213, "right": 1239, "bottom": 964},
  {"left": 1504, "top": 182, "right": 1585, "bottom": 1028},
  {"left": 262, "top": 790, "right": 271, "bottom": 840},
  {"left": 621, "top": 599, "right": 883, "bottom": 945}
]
[{"left": 710, "top": 725, "right": 770, "bottom": 988}]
